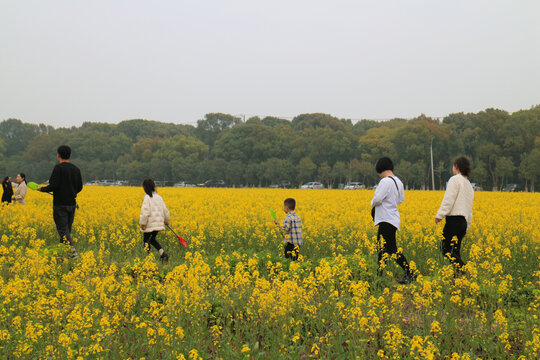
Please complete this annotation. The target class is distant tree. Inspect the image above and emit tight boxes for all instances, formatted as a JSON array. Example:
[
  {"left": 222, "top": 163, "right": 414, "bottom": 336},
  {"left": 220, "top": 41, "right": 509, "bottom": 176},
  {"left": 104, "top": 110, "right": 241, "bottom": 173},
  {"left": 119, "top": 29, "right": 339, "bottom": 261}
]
[
  {"left": 244, "top": 163, "right": 263, "bottom": 187},
  {"left": 358, "top": 160, "right": 374, "bottom": 186},
  {"left": 470, "top": 159, "right": 489, "bottom": 187},
  {"left": 196, "top": 113, "right": 242, "bottom": 146},
  {"left": 317, "top": 162, "right": 332, "bottom": 188},
  {"left": 225, "top": 160, "right": 244, "bottom": 186},
  {"left": 495, "top": 156, "right": 515, "bottom": 190},
  {"left": 292, "top": 113, "right": 350, "bottom": 131},
  {"left": 331, "top": 161, "right": 347, "bottom": 186},
  {"left": 435, "top": 161, "right": 447, "bottom": 190},
  {"left": 348, "top": 159, "right": 362, "bottom": 183},
  {"left": 395, "top": 160, "right": 412, "bottom": 189},
  {"left": 519, "top": 147, "right": 540, "bottom": 192},
  {"left": 297, "top": 157, "right": 317, "bottom": 184},
  {"left": 0, "top": 119, "right": 43, "bottom": 156},
  {"left": 261, "top": 116, "right": 291, "bottom": 128},
  {"left": 477, "top": 143, "right": 501, "bottom": 190}
]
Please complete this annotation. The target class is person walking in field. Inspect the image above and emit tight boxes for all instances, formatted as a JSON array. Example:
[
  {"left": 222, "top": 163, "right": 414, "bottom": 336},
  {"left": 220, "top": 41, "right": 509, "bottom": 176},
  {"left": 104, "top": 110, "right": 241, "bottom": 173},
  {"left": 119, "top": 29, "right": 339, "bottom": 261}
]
[
  {"left": 139, "top": 178, "right": 170, "bottom": 263},
  {"left": 274, "top": 197, "right": 302, "bottom": 261},
  {"left": 435, "top": 156, "right": 474, "bottom": 276},
  {"left": 2, "top": 176, "right": 14, "bottom": 204},
  {"left": 39, "top": 145, "right": 83, "bottom": 257},
  {"left": 371, "top": 157, "right": 416, "bottom": 284},
  {"left": 12, "top": 173, "right": 28, "bottom": 205}
]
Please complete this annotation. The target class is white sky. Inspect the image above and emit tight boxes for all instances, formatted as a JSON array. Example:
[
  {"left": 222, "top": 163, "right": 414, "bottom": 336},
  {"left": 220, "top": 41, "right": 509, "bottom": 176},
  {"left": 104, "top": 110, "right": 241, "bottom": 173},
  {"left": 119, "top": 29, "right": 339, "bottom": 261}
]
[{"left": 1, "top": 0, "right": 539, "bottom": 127}]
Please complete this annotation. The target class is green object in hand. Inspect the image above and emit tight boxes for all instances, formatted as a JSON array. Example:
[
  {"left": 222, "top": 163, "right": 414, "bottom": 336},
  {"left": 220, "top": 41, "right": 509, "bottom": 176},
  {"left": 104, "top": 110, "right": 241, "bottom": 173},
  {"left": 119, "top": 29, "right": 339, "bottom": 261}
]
[
  {"left": 27, "top": 182, "right": 39, "bottom": 191},
  {"left": 269, "top": 208, "right": 277, "bottom": 221}
]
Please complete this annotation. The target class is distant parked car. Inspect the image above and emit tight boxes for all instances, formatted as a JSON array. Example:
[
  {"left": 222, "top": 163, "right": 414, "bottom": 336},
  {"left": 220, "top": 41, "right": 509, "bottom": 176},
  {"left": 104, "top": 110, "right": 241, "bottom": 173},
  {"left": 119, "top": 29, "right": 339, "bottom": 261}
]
[
  {"left": 197, "top": 180, "right": 226, "bottom": 187},
  {"left": 98, "top": 179, "right": 116, "bottom": 186},
  {"left": 174, "top": 181, "right": 196, "bottom": 188},
  {"left": 471, "top": 183, "right": 483, "bottom": 191},
  {"left": 344, "top": 182, "right": 365, "bottom": 190},
  {"left": 502, "top": 183, "right": 520, "bottom": 192},
  {"left": 300, "top": 182, "right": 324, "bottom": 189},
  {"left": 270, "top": 180, "right": 293, "bottom": 189}
]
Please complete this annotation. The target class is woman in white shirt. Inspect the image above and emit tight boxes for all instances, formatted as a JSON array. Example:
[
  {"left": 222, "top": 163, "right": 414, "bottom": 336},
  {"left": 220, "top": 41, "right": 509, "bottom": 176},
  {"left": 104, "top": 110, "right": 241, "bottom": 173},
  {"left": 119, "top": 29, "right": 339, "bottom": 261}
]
[
  {"left": 371, "top": 157, "right": 415, "bottom": 284},
  {"left": 139, "top": 178, "right": 171, "bottom": 263},
  {"left": 435, "top": 157, "right": 474, "bottom": 275}
]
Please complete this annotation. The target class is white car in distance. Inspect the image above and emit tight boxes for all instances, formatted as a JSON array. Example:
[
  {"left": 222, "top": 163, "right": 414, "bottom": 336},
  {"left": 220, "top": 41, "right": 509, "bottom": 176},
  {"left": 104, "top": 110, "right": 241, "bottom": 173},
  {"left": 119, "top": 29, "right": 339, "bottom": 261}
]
[{"left": 300, "top": 181, "right": 324, "bottom": 189}]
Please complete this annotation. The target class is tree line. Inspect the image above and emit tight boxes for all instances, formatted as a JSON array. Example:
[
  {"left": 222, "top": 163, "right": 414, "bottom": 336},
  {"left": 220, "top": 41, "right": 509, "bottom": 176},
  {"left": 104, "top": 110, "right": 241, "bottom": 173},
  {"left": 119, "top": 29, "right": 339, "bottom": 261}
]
[{"left": 1, "top": 106, "right": 539, "bottom": 191}]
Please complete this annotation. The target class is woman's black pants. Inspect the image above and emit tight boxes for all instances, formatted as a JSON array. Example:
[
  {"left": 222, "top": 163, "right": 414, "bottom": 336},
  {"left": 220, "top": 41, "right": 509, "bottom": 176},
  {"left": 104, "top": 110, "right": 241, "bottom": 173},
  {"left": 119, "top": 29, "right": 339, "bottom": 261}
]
[
  {"left": 377, "top": 222, "right": 410, "bottom": 275},
  {"left": 143, "top": 231, "right": 163, "bottom": 252},
  {"left": 441, "top": 216, "right": 467, "bottom": 269}
]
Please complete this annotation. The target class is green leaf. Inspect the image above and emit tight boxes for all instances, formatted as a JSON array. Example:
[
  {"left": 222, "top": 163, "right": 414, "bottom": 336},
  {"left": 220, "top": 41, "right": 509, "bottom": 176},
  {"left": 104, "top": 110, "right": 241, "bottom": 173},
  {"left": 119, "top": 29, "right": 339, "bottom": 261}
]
[{"left": 269, "top": 208, "right": 277, "bottom": 221}]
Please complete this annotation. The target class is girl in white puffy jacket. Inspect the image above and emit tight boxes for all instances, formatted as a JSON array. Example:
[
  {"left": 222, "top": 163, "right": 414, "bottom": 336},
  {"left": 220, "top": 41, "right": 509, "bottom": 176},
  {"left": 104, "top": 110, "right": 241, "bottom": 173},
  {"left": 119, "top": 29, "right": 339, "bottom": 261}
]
[
  {"left": 435, "top": 157, "right": 474, "bottom": 275},
  {"left": 139, "top": 178, "right": 170, "bottom": 263}
]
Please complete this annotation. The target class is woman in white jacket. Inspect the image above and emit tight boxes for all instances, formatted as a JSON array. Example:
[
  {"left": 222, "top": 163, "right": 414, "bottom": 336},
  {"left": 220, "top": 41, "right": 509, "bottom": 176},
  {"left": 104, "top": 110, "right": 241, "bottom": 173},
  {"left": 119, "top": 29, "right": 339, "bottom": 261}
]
[
  {"left": 435, "top": 157, "right": 474, "bottom": 274},
  {"left": 12, "top": 173, "right": 27, "bottom": 205},
  {"left": 139, "top": 178, "right": 170, "bottom": 263}
]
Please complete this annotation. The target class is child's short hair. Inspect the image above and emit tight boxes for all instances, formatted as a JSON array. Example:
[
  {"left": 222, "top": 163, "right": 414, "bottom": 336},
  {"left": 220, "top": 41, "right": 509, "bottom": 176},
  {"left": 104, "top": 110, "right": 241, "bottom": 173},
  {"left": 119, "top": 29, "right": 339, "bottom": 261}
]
[
  {"left": 284, "top": 198, "right": 296, "bottom": 210},
  {"left": 375, "top": 157, "right": 394, "bottom": 174},
  {"left": 142, "top": 178, "right": 156, "bottom": 197}
]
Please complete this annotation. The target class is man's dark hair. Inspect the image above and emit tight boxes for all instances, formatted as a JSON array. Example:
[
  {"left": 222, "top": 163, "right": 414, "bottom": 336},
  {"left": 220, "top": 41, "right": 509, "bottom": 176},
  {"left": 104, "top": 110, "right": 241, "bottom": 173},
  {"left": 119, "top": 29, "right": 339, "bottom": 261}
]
[
  {"left": 142, "top": 178, "right": 156, "bottom": 197},
  {"left": 284, "top": 198, "right": 296, "bottom": 210},
  {"left": 57, "top": 145, "right": 71, "bottom": 160},
  {"left": 454, "top": 156, "right": 471, "bottom": 179},
  {"left": 375, "top": 157, "right": 394, "bottom": 174}
]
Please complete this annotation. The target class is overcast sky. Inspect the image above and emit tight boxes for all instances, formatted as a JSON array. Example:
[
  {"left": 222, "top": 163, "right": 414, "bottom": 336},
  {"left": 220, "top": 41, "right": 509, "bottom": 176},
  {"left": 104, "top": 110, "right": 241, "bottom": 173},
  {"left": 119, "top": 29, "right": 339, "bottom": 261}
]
[{"left": 1, "top": 0, "right": 539, "bottom": 127}]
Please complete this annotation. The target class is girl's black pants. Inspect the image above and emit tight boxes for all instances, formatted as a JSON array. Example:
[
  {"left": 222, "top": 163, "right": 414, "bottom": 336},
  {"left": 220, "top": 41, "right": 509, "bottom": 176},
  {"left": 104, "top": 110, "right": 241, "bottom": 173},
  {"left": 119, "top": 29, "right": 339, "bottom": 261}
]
[
  {"left": 441, "top": 216, "right": 467, "bottom": 269},
  {"left": 143, "top": 231, "right": 163, "bottom": 252}
]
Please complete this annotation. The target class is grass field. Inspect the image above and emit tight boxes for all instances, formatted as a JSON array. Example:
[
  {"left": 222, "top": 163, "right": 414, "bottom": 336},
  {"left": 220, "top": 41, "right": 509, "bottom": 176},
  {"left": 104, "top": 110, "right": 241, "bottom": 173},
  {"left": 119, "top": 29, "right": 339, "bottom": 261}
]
[{"left": 1, "top": 187, "right": 539, "bottom": 359}]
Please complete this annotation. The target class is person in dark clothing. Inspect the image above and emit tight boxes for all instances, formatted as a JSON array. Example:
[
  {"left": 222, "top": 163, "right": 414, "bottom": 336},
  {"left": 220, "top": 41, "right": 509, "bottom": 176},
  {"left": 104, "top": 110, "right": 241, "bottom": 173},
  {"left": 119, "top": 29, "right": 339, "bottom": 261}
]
[
  {"left": 39, "top": 145, "right": 83, "bottom": 256},
  {"left": 1, "top": 177, "right": 13, "bottom": 204}
]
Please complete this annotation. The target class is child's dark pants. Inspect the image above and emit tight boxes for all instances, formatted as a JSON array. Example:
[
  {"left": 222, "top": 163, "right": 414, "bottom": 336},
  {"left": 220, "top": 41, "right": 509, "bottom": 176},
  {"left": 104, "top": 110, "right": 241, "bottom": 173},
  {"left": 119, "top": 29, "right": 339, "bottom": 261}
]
[{"left": 284, "top": 242, "right": 299, "bottom": 261}]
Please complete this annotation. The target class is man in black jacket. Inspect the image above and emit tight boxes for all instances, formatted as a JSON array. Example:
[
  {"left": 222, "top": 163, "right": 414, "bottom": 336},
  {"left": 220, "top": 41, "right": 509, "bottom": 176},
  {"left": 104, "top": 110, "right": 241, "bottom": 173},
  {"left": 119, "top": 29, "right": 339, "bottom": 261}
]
[{"left": 39, "top": 145, "right": 83, "bottom": 254}]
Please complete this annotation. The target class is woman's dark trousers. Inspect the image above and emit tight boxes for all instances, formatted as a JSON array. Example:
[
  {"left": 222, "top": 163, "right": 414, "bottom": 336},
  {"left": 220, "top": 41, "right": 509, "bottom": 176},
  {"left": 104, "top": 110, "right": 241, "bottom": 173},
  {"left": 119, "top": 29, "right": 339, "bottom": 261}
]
[
  {"left": 441, "top": 216, "right": 467, "bottom": 269},
  {"left": 377, "top": 222, "right": 410, "bottom": 275}
]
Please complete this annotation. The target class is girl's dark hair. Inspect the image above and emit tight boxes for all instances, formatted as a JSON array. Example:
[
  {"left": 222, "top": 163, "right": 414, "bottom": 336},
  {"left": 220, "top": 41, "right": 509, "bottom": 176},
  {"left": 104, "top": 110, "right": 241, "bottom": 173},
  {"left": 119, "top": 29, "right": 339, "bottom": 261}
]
[
  {"left": 142, "top": 178, "right": 156, "bottom": 197},
  {"left": 454, "top": 157, "right": 471, "bottom": 179},
  {"left": 18, "top": 173, "right": 27, "bottom": 184},
  {"left": 375, "top": 157, "right": 394, "bottom": 174}
]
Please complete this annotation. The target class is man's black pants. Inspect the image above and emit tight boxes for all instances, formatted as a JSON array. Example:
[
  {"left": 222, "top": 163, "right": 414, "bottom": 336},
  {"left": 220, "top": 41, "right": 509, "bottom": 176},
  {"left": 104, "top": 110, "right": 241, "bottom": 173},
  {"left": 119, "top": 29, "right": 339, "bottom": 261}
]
[{"left": 53, "top": 205, "right": 77, "bottom": 246}]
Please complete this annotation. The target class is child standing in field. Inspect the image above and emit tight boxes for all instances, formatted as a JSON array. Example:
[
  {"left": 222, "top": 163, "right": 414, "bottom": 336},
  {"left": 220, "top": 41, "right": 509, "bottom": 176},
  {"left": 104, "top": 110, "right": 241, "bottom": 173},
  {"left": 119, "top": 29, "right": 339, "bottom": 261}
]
[
  {"left": 139, "top": 178, "right": 170, "bottom": 263},
  {"left": 274, "top": 198, "right": 302, "bottom": 261}
]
